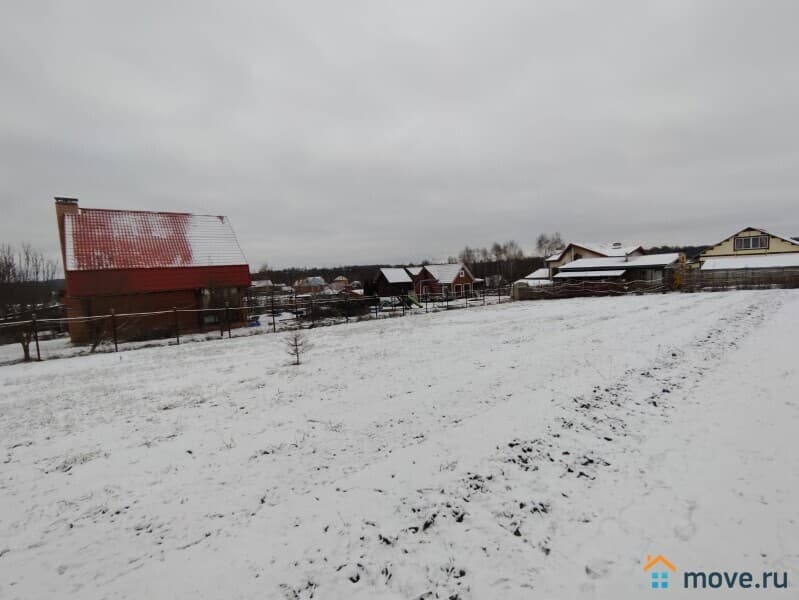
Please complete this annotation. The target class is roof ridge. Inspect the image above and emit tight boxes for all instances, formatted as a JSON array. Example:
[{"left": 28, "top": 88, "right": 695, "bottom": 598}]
[{"left": 77, "top": 207, "right": 228, "bottom": 219}]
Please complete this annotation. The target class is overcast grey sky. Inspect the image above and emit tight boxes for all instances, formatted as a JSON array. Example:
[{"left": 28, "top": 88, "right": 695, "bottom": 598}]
[{"left": 1, "top": 1, "right": 798, "bottom": 269}]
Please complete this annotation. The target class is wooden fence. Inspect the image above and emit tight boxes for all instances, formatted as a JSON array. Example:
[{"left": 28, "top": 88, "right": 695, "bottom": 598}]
[
  {"left": 0, "top": 288, "right": 512, "bottom": 364},
  {"left": 514, "top": 279, "right": 669, "bottom": 301},
  {"left": 681, "top": 269, "right": 799, "bottom": 292}
]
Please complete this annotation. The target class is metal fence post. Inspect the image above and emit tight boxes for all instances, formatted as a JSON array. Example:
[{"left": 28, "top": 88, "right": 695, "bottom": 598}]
[
  {"left": 111, "top": 309, "right": 118, "bottom": 352},
  {"left": 225, "top": 302, "right": 231, "bottom": 338},
  {"left": 173, "top": 307, "right": 180, "bottom": 345},
  {"left": 270, "top": 294, "right": 277, "bottom": 333},
  {"left": 220, "top": 307, "right": 225, "bottom": 337},
  {"left": 32, "top": 313, "right": 41, "bottom": 361}
]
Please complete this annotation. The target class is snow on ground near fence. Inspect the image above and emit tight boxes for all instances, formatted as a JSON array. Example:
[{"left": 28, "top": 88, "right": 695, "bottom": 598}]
[
  {"left": 0, "top": 294, "right": 509, "bottom": 365},
  {"left": 1, "top": 290, "right": 798, "bottom": 598}
]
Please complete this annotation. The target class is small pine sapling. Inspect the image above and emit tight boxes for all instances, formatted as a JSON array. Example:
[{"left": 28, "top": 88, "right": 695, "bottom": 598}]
[{"left": 285, "top": 330, "right": 311, "bottom": 365}]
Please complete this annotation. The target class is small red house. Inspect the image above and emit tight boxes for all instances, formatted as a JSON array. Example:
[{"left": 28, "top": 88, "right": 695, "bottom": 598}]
[
  {"left": 413, "top": 263, "right": 475, "bottom": 298},
  {"left": 55, "top": 197, "right": 251, "bottom": 343}
]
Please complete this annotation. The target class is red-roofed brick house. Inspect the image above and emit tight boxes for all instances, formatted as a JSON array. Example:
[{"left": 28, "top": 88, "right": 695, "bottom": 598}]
[{"left": 55, "top": 197, "right": 251, "bottom": 343}]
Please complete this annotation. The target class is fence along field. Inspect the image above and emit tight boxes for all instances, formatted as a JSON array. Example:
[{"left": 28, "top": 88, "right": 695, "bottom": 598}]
[
  {"left": 0, "top": 287, "right": 512, "bottom": 364},
  {"left": 3, "top": 267, "right": 798, "bottom": 365},
  {"left": 514, "top": 268, "right": 799, "bottom": 301}
]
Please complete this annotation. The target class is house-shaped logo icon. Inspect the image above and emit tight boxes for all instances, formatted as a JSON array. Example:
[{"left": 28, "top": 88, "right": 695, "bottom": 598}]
[{"left": 644, "top": 555, "right": 677, "bottom": 590}]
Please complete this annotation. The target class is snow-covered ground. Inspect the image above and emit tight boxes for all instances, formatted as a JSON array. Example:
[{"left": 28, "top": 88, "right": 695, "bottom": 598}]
[
  {"left": 1, "top": 290, "right": 798, "bottom": 599},
  {"left": 0, "top": 294, "right": 507, "bottom": 366}
]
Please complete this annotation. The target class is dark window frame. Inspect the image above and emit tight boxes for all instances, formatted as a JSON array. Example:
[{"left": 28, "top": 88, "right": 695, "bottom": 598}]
[{"left": 734, "top": 235, "right": 769, "bottom": 251}]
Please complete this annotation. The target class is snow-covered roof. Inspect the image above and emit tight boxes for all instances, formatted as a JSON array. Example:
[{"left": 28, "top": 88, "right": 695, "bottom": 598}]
[
  {"left": 559, "top": 253, "right": 680, "bottom": 271},
  {"left": 380, "top": 268, "right": 412, "bottom": 283},
  {"left": 554, "top": 270, "right": 627, "bottom": 279},
  {"left": 297, "top": 276, "right": 326, "bottom": 286},
  {"left": 514, "top": 278, "right": 553, "bottom": 286},
  {"left": 559, "top": 257, "right": 625, "bottom": 270},
  {"left": 545, "top": 242, "right": 642, "bottom": 262},
  {"left": 251, "top": 279, "right": 273, "bottom": 288},
  {"left": 768, "top": 231, "right": 799, "bottom": 247},
  {"left": 63, "top": 208, "right": 248, "bottom": 271},
  {"left": 701, "top": 254, "right": 799, "bottom": 270},
  {"left": 422, "top": 263, "right": 469, "bottom": 284},
  {"left": 521, "top": 268, "right": 550, "bottom": 279},
  {"left": 582, "top": 242, "right": 642, "bottom": 257},
  {"left": 406, "top": 266, "right": 423, "bottom": 276},
  {"left": 626, "top": 253, "right": 681, "bottom": 267}
]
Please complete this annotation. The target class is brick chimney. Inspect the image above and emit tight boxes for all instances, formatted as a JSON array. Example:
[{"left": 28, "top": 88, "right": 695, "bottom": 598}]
[{"left": 55, "top": 197, "right": 79, "bottom": 271}]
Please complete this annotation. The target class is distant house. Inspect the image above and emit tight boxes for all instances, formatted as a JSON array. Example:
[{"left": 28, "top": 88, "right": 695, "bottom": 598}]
[
  {"left": 251, "top": 278, "right": 275, "bottom": 289},
  {"left": 554, "top": 253, "right": 681, "bottom": 283},
  {"left": 374, "top": 268, "right": 413, "bottom": 297},
  {"left": 546, "top": 242, "right": 644, "bottom": 278},
  {"left": 54, "top": 197, "right": 251, "bottom": 343},
  {"left": 293, "top": 276, "right": 327, "bottom": 295},
  {"left": 413, "top": 263, "right": 475, "bottom": 297},
  {"left": 514, "top": 268, "right": 552, "bottom": 287},
  {"left": 512, "top": 268, "right": 552, "bottom": 300},
  {"left": 698, "top": 227, "right": 799, "bottom": 275},
  {"left": 329, "top": 275, "right": 350, "bottom": 292}
]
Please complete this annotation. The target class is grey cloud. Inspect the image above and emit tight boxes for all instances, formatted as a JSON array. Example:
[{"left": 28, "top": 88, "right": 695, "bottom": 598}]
[{"left": 1, "top": 0, "right": 798, "bottom": 268}]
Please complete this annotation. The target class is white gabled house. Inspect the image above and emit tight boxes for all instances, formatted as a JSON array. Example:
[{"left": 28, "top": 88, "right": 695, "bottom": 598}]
[
  {"left": 545, "top": 242, "right": 644, "bottom": 278},
  {"left": 698, "top": 227, "right": 799, "bottom": 275}
]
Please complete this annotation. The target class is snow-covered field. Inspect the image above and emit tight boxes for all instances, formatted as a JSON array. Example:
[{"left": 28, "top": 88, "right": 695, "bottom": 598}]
[{"left": 1, "top": 290, "right": 798, "bottom": 599}]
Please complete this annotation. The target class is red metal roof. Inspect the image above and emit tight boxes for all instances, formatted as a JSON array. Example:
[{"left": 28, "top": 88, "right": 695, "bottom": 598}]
[{"left": 64, "top": 208, "right": 248, "bottom": 271}]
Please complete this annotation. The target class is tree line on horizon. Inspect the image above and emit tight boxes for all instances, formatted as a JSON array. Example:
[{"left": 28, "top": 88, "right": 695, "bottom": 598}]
[
  {"left": 255, "top": 232, "right": 720, "bottom": 289},
  {"left": 257, "top": 233, "right": 567, "bottom": 287},
  {"left": 1, "top": 243, "right": 62, "bottom": 317}
]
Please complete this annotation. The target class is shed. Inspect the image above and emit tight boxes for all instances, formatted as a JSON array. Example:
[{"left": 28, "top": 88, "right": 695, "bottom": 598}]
[{"left": 374, "top": 268, "right": 413, "bottom": 297}]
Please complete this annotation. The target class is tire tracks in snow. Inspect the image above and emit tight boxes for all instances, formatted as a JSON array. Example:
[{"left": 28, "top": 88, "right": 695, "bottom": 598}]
[{"left": 276, "top": 293, "right": 781, "bottom": 599}]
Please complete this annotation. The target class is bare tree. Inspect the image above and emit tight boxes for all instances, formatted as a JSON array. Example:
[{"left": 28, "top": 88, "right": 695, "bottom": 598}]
[
  {"left": 285, "top": 330, "right": 311, "bottom": 366},
  {"left": 491, "top": 242, "right": 504, "bottom": 263},
  {"left": 0, "top": 243, "right": 60, "bottom": 315},
  {"left": 502, "top": 240, "right": 525, "bottom": 260},
  {"left": 458, "top": 246, "right": 477, "bottom": 266},
  {"left": 536, "top": 232, "right": 564, "bottom": 257},
  {"left": 253, "top": 262, "right": 271, "bottom": 279},
  {"left": 0, "top": 244, "right": 17, "bottom": 284}
]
